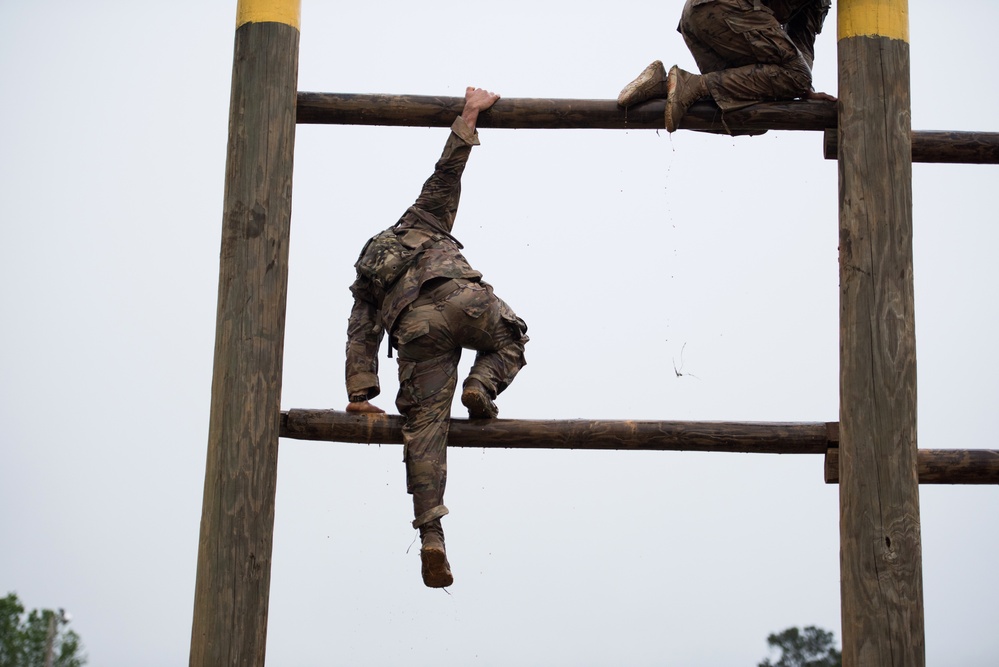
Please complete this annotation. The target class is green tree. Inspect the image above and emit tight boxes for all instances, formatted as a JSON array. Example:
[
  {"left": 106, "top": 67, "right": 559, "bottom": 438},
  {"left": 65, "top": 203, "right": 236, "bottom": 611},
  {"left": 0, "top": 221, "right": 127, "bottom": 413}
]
[
  {"left": 758, "top": 625, "right": 842, "bottom": 667},
  {"left": 0, "top": 593, "right": 86, "bottom": 667}
]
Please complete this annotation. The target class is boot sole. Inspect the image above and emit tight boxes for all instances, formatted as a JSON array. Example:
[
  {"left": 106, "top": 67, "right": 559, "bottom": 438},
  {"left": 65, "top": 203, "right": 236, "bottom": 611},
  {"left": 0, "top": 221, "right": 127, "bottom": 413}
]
[{"left": 421, "top": 547, "right": 453, "bottom": 588}]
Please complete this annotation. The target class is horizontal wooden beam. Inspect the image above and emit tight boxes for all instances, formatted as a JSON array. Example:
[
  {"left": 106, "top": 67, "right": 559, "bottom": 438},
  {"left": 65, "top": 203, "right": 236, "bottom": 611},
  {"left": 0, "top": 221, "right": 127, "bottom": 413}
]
[
  {"left": 282, "top": 411, "right": 997, "bottom": 484},
  {"left": 281, "top": 409, "right": 835, "bottom": 454},
  {"left": 296, "top": 92, "right": 836, "bottom": 133},
  {"left": 824, "top": 128, "right": 999, "bottom": 164},
  {"left": 298, "top": 93, "right": 998, "bottom": 162},
  {"left": 824, "top": 447, "right": 999, "bottom": 485}
]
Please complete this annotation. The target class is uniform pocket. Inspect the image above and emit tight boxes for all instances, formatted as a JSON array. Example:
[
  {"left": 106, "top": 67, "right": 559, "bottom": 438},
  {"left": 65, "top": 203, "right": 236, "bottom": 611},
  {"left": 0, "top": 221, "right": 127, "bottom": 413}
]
[
  {"left": 395, "top": 317, "right": 431, "bottom": 345},
  {"left": 458, "top": 283, "right": 492, "bottom": 319}
]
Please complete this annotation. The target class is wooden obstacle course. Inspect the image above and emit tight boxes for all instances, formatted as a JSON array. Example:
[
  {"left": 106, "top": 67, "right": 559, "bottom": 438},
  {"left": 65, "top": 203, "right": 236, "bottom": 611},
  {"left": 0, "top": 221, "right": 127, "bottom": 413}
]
[{"left": 193, "top": 1, "right": 997, "bottom": 665}]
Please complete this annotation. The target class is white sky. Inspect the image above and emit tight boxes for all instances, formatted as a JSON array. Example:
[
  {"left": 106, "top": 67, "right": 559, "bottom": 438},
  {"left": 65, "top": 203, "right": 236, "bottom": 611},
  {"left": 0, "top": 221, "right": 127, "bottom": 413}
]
[{"left": 1, "top": 1, "right": 997, "bottom": 665}]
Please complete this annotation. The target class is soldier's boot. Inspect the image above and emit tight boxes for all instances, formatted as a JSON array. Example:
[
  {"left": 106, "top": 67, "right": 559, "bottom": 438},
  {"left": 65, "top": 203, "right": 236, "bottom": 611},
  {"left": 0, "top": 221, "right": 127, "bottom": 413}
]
[
  {"left": 461, "top": 379, "right": 498, "bottom": 420},
  {"left": 664, "top": 65, "right": 709, "bottom": 133},
  {"left": 419, "top": 519, "right": 453, "bottom": 588},
  {"left": 413, "top": 493, "right": 452, "bottom": 588},
  {"left": 617, "top": 60, "right": 669, "bottom": 107}
]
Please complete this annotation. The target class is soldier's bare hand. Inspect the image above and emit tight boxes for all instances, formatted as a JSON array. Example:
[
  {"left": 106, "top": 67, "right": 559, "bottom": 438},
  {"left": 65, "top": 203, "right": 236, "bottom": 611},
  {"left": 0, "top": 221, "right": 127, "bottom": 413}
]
[
  {"left": 464, "top": 86, "right": 500, "bottom": 112},
  {"left": 346, "top": 400, "right": 385, "bottom": 414}
]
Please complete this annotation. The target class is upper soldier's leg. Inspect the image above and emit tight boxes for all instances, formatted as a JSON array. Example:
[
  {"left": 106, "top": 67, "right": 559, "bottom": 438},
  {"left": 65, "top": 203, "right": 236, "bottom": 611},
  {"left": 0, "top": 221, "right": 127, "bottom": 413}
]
[
  {"left": 680, "top": 0, "right": 812, "bottom": 111},
  {"left": 439, "top": 282, "right": 528, "bottom": 411}
]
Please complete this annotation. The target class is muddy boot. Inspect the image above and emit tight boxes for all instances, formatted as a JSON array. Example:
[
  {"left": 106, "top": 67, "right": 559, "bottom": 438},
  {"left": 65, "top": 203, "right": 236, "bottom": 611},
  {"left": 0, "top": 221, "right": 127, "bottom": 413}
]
[
  {"left": 461, "top": 379, "right": 498, "bottom": 419},
  {"left": 412, "top": 494, "right": 452, "bottom": 588},
  {"left": 617, "top": 60, "right": 669, "bottom": 107},
  {"left": 419, "top": 520, "right": 453, "bottom": 588},
  {"left": 664, "top": 65, "right": 708, "bottom": 133}
]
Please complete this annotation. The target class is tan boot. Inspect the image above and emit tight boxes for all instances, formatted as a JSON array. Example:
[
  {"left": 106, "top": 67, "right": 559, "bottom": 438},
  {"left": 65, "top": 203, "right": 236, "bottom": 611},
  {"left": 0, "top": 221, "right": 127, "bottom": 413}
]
[
  {"left": 419, "top": 521, "right": 453, "bottom": 588},
  {"left": 664, "top": 65, "right": 708, "bottom": 133},
  {"left": 461, "top": 379, "right": 498, "bottom": 419},
  {"left": 617, "top": 60, "right": 669, "bottom": 107}
]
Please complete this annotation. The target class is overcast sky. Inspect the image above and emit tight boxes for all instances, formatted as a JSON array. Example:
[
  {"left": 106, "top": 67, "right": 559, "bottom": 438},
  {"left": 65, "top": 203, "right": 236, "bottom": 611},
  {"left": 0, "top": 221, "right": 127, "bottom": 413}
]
[{"left": 2, "top": 1, "right": 997, "bottom": 665}]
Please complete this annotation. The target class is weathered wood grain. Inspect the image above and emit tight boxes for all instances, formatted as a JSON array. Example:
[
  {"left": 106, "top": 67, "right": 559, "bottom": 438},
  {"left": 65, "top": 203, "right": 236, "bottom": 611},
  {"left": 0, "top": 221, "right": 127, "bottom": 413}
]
[
  {"left": 191, "top": 18, "right": 299, "bottom": 667},
  {"left": 838, "top": 30, "right": 925, "bottom": 667}
]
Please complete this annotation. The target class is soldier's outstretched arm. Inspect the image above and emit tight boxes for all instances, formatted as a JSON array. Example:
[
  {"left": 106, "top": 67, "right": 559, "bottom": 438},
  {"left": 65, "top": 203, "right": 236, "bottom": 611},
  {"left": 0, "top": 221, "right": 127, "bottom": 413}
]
[{"left": 409, "top": 86, "right": 500, "bottom": 233}]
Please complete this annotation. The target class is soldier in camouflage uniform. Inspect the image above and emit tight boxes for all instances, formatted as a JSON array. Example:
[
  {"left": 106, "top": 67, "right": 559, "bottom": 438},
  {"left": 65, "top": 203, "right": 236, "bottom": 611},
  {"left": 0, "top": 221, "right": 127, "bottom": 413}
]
[
  {"left": 617, "top": 0, "right": 835, "bottom": 133},
  {"left": 344, "top": 86, "right": 528, "bottom": 589}
]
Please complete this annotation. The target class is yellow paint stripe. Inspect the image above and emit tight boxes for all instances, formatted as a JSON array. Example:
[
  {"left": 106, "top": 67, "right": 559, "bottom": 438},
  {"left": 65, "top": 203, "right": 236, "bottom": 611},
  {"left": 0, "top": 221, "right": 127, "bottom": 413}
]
[
  {"left": 838, "top": 0, "right": 908, "bottom": 41},
  {"left": 236, "top": 0, "right": 300, "bottom": 29}
]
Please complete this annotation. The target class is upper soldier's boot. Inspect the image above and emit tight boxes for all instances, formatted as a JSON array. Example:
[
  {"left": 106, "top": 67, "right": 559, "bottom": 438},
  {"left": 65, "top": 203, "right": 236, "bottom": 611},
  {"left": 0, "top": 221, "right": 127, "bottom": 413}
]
[
  {"left": 617, "top": 60, "right": 669, "bottom": 107},
  {"left": 418, "top": 519, "right": 453, "bottom": 588},
  {"left": 461, "top": 379, "right": 498, "bottom": 419},
  {"left": 664, "top": 65, "right": 709, "bottom": 133},
  {"left": 412, "top": 491, "right": 452, "bottom": 588}
]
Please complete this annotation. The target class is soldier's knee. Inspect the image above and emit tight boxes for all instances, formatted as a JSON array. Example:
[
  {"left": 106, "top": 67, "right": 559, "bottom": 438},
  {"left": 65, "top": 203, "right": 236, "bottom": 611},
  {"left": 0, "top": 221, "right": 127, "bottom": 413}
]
[{"left": 784, "top": 58, "right": 813, "bottom": 96}]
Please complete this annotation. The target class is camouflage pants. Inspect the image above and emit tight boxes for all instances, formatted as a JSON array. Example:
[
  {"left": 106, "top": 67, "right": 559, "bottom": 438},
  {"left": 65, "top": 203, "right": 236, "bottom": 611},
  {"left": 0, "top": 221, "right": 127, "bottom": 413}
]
[
  {"left": 679, "top": 0, "right": 813, "bottom": 112},
  {"left": 393, "top": 279, "right": 528, "bottom": 516}
]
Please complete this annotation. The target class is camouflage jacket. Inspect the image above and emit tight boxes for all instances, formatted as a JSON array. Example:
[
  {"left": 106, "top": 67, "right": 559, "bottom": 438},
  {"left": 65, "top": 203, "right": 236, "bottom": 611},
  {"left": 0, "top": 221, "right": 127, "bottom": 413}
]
[{"left": 345, "top": 116, "right": 484, "bottom": 400}]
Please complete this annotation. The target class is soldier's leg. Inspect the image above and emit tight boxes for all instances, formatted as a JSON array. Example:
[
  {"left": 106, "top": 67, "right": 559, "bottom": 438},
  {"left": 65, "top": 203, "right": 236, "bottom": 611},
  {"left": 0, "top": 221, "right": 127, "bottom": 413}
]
[
  {"left": 437, "top": 283, "right": 528, "bottom": 418},
  {"left": 680, "top": 0, "right": 812, "bottom": 112},
  {"left": 395, "top": 307, "right": 462, "bottom": 587}
]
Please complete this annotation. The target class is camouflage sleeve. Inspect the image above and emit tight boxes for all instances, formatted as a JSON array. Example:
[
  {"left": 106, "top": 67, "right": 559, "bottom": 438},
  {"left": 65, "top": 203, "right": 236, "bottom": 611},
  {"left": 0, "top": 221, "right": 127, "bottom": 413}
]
[
  {"left": 787, "top": 0, "right": 830, "bottom": 72},
  {"left": 410, "top": 117, "right": 480, "bottom": 234},
  {"left": 345, "top": 275, "right": 384, "bottom": 400}
]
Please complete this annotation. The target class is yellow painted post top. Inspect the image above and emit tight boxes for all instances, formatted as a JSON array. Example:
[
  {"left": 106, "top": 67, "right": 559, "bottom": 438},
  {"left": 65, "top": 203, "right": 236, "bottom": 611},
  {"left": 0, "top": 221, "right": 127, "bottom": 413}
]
[
  {"left": 236, "top": 0, "right": 301, "bottom": 29},
  {"left": 838, "top": 0, "right": 909, "bottom": 41}
]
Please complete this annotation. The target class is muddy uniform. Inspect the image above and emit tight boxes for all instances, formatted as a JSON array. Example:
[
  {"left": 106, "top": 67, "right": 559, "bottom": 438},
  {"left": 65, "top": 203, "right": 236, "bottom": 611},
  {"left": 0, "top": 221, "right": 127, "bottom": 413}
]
[
  {"left": 678, "top": 0, "right": 831, "bottom": 113},
  {"left": 346, "top": 116, "right": 528, "bottom": 533}
]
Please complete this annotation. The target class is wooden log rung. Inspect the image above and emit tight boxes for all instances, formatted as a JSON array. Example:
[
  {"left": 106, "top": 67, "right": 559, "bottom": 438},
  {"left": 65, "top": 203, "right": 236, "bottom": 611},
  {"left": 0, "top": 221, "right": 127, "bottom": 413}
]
[
  {"left": 824, "top": 447, "right": 999, "bottom": 485},
  {"left": 281, "top": 411, "right": 998, "bottom": 484},
  {"left": 296, "top": 91, "right": 835, "bottom": 132},
  {"left": 296, "top": 92, "right": 999, "bottom": 164},
  {"left": 281, "top": 409, "right": 832, "bottom": 454},
  {"left": 824, "top": 128, "right": 999, "bottom": 165}
]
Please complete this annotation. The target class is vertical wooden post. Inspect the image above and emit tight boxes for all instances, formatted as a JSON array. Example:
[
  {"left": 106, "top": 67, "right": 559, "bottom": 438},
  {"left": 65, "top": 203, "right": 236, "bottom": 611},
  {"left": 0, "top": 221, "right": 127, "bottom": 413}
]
[
  {"left": 190, "top": 1, "right": 300, "bottom": 665},
  {"left": 837, "top": 2, "right": 924, "bottom": 665}
]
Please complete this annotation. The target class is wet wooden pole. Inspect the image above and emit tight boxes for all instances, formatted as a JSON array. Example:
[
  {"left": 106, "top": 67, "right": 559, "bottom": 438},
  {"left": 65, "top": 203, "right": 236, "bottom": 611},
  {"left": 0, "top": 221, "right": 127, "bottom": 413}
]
[
  {"left": 190, "top": 2, "right": 300, "bottom": 665},
  {"left": 837, "top": 2, "right": 925, "bottom": 665}
]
